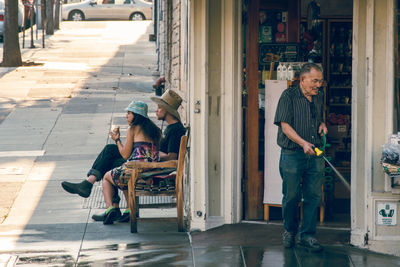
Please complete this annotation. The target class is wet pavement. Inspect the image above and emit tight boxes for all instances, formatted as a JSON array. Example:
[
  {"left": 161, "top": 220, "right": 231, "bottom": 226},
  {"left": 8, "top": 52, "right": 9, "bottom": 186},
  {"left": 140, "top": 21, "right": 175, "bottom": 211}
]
[
  {"left": 0, "top": 21, "right": 400, "bottom": 266},
  {"left": 3, "top": 220, "right": 400, "bottom": 266},
  {"left": 191, "top": 222, "right": 400, "bottom": 266}
]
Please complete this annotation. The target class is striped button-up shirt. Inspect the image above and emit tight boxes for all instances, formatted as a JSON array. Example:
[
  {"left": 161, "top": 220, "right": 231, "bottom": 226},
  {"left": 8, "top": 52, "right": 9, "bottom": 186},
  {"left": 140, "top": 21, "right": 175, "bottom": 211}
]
[{"left": 274, "top": 85, "right": 324, "bottom": 150}]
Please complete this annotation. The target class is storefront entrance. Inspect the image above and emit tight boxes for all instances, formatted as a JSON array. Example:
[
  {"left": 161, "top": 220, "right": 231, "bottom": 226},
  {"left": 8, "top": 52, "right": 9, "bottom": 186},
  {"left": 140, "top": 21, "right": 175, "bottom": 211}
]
[{"left": 243, "top": 0, "right": 353, "bottom": 227}]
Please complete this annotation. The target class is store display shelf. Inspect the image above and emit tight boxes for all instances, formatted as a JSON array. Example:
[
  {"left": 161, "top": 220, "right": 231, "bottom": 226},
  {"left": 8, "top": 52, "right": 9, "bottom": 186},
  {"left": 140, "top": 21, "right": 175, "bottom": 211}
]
[
  {"left": 329, "top": 55, "right": 349, "bottom": 60},
  {"left": 331, "top": 72, "right": 351, "bottom": 75},
  {"left": 329, "top": 86, "right": 351, "bottom": 89},
  {"left": 329, "top": 103, "right": 351, "bottom": 107},
  {"left": 335, "top": 149, "right": 351, "bottom": 153}
]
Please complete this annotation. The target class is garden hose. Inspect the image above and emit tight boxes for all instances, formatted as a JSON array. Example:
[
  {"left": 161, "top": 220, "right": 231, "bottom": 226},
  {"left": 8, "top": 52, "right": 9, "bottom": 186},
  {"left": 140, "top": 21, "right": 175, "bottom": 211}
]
[{"left": 314, "top": 132, "right": 351, "bottom": 191}]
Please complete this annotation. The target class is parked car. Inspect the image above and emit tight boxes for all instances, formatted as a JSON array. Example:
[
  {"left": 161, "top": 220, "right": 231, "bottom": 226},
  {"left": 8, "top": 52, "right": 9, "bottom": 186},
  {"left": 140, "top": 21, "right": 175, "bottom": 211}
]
[
  {"left": 0, "top": 0, "right": 25, "bottom": 41},
  {"left": 62, "top": 0, "right": 152, "bottom": 21},
  {"left": 63, "top": 0, "right": 84, "bottom": 3}
]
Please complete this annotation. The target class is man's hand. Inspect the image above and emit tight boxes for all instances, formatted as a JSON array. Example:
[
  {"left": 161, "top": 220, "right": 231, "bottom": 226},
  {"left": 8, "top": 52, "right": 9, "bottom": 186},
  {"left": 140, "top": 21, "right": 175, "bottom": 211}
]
[
  {"left": 281, "top": 122, "right": 316, "bottom": 155},
  {"left": 318, "top": 122, "right": 328, "bottom": 136},
  {"left": 302, "top": 141, "right": 315, "bottom": 155}
]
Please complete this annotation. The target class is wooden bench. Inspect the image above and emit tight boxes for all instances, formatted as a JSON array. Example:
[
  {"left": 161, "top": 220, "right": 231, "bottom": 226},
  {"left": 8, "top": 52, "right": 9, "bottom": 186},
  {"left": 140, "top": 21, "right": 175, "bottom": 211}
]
[{"left": 126, "top": 134, "right": 188, "bottom": 233}]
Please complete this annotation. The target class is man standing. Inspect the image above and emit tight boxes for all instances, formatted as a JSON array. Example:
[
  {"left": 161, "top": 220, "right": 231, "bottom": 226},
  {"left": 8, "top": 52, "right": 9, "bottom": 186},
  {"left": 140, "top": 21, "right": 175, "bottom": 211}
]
[
  {"left": 274, "top": 63, "right": 327, "bottom": 252},
  {"left": 61, "top": 89, "right": 186, "bottom": 221}
]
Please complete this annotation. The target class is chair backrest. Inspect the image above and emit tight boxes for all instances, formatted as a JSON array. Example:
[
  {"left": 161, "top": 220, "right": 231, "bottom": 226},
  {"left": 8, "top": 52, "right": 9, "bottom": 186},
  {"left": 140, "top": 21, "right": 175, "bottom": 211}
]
[
  {"left": 175, "top": 134, "right": 188, "bottom": 184},
  {"left": 177, "top": 128, "right": 189, "bottom": 165},
  {"left": 175, "top": 131, "right": 189, "bottom": 194},
  {"left": 175, "top": 133, "right": 188, "bottom": 232}
]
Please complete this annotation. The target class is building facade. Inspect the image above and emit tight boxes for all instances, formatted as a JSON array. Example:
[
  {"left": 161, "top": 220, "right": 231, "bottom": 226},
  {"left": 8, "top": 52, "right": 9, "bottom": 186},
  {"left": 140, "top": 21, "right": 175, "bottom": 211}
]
[{"left": 156, "top": 0, "right": 400, "bottom": 256}]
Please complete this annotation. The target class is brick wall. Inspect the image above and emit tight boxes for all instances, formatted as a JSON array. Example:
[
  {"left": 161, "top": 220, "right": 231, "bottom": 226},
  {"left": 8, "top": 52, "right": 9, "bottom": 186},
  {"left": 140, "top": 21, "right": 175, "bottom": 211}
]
[
  {"left": 162, "top": 0, "right": 188, "bottom": 125},
  {"left": 157, "top": 0, "right": 166, "bottom": 76}
]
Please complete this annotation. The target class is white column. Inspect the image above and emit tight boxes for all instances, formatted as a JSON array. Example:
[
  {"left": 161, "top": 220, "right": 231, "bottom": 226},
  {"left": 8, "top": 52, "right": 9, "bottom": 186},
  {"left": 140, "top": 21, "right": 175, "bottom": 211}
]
[
  {"left": 220, "top": 0, "right": 242, "bottom": 224},
  {"left": 188, "top": 0, "right": 209, "bottom": 231},
  {"left": 351, "top": 0, "right": 370, "bottom": 247}
]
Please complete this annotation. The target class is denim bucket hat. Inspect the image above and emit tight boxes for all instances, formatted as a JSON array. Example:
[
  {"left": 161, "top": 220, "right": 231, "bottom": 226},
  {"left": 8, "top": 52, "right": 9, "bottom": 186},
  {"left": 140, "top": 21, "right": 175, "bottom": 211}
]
[{"left": 125, "top": 100, "right": 148, "bottom": 118}]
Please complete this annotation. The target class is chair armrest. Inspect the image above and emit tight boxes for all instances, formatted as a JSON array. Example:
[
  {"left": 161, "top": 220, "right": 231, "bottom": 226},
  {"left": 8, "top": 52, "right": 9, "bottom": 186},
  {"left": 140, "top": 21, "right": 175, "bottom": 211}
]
[{"left": 126, "top": 160, "right": 178, "bottom": 169}]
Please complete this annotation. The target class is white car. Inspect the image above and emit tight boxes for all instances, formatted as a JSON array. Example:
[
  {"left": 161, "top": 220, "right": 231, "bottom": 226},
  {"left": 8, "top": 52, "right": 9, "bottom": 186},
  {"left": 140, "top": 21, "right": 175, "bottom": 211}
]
[
  {"left": 0, "top": 0, "right": 25, "bottom": 40},
  {"left": 62, "top": 0, "right": 152, "bottom": 21}
]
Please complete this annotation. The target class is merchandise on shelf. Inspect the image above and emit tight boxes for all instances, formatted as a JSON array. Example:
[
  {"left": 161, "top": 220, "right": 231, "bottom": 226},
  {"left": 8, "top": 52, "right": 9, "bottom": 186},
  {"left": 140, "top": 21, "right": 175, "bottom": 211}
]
[{"left": 327, "top": 113, "right": 350, "bottom": 126}]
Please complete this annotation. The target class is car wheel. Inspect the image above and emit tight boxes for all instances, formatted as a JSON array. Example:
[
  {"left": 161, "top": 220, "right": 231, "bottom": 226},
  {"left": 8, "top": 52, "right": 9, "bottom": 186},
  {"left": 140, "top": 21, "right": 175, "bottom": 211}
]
[
  {"left": 69, "top": 10, "right": 85, "bottom": 21},
  {"left": 129, "top": 12, "right": 145, "bottom": 21}
]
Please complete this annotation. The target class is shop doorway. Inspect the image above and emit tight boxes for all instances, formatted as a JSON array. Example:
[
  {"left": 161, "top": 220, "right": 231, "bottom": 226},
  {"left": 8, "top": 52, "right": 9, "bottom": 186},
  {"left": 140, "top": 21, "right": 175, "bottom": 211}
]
[{"left": 243, "top": 0, "right": 353, "bottom": 228}]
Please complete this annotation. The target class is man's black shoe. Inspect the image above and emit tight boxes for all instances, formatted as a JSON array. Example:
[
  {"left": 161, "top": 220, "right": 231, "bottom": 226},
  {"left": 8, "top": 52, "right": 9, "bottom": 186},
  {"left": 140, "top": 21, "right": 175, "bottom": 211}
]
[
  {"left": 61, "top": 180, "right": 93, "bottom": 198},
  {"left": 92, "top": 208, "right": 121, "bottom": 221},
  {"left": 282, "top": 231, "right": 295, "bottom": 248},
  {"left": 104, "top": 208, "right": 120, "bottom": 225},
  {"left": 117, "top": 212, "right": 130, "bottom": 223},
  {"left": 298, "top": 237, "right": 323, "bottom": 252}
]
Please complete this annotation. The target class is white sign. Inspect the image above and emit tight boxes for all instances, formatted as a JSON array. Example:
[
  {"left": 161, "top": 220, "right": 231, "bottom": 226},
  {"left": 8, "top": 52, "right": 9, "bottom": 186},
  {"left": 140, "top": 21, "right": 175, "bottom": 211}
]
[
  {"left": 264, "top": 80, "right": 287, "bottom": 205},
  {"left": 377, "top": 202, "right": 397, "bottom": 226}
]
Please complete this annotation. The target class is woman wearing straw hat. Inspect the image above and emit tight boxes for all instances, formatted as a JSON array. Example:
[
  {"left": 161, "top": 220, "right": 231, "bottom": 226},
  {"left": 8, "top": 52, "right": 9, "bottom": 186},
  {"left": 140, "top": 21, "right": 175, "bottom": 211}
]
[{"left": 101, "top": 100, "right": 161, "bottom": 224}]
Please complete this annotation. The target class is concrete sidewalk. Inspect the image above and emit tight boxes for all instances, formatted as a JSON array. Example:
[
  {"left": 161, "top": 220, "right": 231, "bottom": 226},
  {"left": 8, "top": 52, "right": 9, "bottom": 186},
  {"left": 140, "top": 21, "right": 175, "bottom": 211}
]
[{"left": 0, "top": 21, "right": 399, "bottom": 266}]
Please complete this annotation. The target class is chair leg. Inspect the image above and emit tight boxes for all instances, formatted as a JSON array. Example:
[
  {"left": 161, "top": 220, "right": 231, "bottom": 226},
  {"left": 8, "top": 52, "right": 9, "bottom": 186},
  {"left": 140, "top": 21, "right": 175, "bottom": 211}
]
[
  {"left": 177, "top": 206, "right": 184, "bottom": 232},
  {"left": 135, "top": 196, "right": 139, "bottom": 218},
  {"left": 320, "top": 205, "right": 325, "bottom": 223},
  {"left": 264, "top": 204, "right": 270, "bottom": 221},
  {"left": 128, "top": 169, "right": 138, "bottom": 233},
  {"left": 176, "top": 179, "right": 184, "bottom": 232},
  {"left": 130, "top": 195, "right": 137, "bottom": 233}
]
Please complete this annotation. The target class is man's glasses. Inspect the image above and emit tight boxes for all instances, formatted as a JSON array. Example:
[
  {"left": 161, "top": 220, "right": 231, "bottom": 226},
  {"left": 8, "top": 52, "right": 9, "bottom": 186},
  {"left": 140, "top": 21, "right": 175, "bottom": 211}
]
[{"left": 310, "top": 78, "right": 324, "bottom": 85}]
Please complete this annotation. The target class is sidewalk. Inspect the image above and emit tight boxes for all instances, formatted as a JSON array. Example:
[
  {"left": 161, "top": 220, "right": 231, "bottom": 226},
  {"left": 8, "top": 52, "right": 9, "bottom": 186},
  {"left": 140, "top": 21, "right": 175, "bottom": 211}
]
[{"left": 0, "top": 21, "right": 399, "bottom": 266}]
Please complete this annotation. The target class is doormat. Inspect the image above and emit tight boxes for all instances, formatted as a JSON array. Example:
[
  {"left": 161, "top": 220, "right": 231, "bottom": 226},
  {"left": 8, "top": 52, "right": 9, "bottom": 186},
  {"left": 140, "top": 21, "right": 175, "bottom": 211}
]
[{"left": 82, "top": 185, "right": 176, "bottom": 209}]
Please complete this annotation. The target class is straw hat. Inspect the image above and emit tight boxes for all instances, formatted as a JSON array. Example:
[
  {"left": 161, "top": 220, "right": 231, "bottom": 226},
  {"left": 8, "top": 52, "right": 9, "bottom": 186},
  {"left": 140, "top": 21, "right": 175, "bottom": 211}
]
[
  {"left": 125, "top": 100, "right": 148, "bottom": 118},
  {"left": 151, "top": 89, "right": 182, "bottom": 120}
]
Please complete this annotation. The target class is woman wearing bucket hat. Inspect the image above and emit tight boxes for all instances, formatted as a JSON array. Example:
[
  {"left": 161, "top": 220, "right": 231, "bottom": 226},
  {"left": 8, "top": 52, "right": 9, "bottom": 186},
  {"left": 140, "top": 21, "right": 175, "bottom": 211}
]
[
  {"left": 61, "top": 90, "right": 185, "bottom": 222},
  {"left": 100, "top": 100, "right": 161, "bottom": 224},
  {"left": 151, "top": 89, "right": 186, "bottom": 161},
  {"left": 61, "top": 100, "right": 161, "bottom": 224}
]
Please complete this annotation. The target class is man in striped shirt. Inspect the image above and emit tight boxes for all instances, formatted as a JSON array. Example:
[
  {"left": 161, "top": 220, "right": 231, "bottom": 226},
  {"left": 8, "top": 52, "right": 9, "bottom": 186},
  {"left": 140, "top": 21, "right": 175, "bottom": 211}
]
[{"left": 274, "top": 63, "right": 327, "bottom": 252}]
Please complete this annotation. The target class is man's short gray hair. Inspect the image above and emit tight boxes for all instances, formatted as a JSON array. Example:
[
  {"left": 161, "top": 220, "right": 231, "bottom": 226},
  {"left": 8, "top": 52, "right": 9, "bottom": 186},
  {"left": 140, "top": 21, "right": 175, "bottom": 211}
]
[{"left": 299, "top": 63, "right": 323, "bottom": 78}]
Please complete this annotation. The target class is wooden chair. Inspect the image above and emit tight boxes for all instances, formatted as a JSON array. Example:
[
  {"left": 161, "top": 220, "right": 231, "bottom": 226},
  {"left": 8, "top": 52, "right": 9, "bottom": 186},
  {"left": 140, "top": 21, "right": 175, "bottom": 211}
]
[{"left": 126, "top": 134, "right": 188, "bottom": 233}]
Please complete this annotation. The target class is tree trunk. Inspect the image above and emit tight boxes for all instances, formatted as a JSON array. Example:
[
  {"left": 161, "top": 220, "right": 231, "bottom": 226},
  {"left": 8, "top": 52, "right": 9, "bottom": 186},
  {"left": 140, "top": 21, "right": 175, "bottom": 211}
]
[
  {"left": 46, "top": 0, "right": 54, "bottom": 35},
  {"left": 2, "top": 0, "right": 22, "bottom": 67},
  {"left": 54, "top": 0, "right": 60, "bottom": 30}
]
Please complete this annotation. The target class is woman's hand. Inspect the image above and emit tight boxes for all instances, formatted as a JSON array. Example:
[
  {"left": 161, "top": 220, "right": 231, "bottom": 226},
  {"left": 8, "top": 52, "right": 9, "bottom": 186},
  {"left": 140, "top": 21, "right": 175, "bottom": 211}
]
[{"left": 110, "top": 126, "right": 120, "bottom": 141}]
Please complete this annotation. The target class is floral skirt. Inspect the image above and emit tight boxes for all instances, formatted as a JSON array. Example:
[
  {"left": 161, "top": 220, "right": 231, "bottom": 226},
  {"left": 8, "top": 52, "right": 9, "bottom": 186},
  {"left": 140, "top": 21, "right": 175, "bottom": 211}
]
[
  {"left": 111, "top": 163, "right": 132, "bottom": 190},
  {"left": 111, "top": 142, "right": 159, "bottom": 190}
]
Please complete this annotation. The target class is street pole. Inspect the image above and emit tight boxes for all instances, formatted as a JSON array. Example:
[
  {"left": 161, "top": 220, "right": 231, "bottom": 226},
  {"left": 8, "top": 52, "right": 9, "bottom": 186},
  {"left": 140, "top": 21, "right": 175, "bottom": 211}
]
[
  {"left": 22, "top": 13, "right": 26, "bottom": 48},
  {"left": 35, "top": 0, "right": 38, "bottom": 40},
  {"left": 41, "top": 0, "right": 45, "bottom": 48},
  {"left": 30, "top": 4, "right": 35, "bottom": 48}
]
